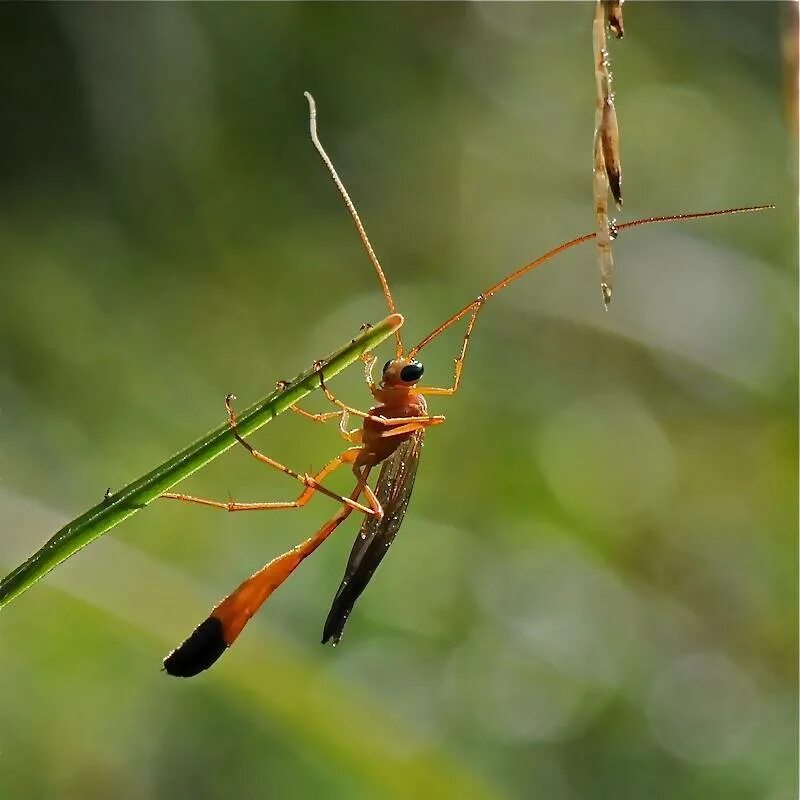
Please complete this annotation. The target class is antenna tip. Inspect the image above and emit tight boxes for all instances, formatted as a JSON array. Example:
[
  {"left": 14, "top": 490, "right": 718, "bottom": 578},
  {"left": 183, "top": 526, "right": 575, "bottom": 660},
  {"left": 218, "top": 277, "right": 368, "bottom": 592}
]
[{"left": 304, "top": 91, "right": 316, "bottom": 110}]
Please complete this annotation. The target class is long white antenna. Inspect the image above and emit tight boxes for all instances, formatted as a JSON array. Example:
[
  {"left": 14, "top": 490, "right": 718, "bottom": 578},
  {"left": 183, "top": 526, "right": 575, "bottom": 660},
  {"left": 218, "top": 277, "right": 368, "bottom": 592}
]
[{"left": 304, "top": 92, "right": 404, "bottom": 356}]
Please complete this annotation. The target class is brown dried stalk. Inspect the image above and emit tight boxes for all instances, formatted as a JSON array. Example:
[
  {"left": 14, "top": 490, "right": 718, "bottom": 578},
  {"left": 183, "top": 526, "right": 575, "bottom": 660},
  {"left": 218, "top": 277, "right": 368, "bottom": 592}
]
[{"left": 592, "top": 0, "right": 624, "bottom": 308}]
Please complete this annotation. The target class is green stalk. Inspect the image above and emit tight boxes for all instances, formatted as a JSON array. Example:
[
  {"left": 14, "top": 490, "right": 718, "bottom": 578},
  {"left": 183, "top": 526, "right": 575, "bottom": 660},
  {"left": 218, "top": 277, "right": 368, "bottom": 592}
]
[{"left": 0, "top": 313, "right": 403, "bottom": 608}]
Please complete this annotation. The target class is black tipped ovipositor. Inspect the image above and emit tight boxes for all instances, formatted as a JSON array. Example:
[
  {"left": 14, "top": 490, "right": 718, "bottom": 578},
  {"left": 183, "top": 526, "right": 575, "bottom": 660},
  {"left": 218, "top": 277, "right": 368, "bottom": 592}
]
[{"left": 163, "top": 616, "right": 228, "bottom": 678}]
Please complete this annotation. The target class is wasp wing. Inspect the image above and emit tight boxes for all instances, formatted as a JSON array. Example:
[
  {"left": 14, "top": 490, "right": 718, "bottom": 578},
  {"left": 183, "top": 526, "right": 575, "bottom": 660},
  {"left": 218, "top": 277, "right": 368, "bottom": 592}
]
[{"left": 322, "top": 429, "right": 424, "bottom": 645}]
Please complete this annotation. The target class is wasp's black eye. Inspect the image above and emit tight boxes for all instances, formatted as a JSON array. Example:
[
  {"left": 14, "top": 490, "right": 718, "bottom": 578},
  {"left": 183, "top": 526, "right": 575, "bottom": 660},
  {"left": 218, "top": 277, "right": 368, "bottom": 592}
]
[
  {"left": 400, "top": 361, "right": 424, "bottom": 383},
  {"left": 382, "top": 360, "right": 393, "bottom": 374}
]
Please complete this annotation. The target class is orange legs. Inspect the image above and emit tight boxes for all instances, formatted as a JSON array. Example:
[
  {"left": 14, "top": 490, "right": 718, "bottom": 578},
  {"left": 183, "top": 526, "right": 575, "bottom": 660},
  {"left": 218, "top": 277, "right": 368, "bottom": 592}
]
[
  {"left": 287, "top": 405, "right": 342, "bottom": 424},
  {"left": 278, "top": 379, "right": 344, "bottom": 424},
  {"left": 160, "top": 395, "right": 376, "bottom": 517},
  {"left": 414, "top": 295, "right": 486, "bottom": 397},
  {"left": 160, "top": 449, "right": 371, "bottom": 514},
  {"left": 286, "top": 371, "right": 446, "bottom": 430},
  {"left": 315, "top": 373, "right": 446, "bottom": 428},
  {"left": 277, "top": 380, "right": 363, "bottom": 444}
]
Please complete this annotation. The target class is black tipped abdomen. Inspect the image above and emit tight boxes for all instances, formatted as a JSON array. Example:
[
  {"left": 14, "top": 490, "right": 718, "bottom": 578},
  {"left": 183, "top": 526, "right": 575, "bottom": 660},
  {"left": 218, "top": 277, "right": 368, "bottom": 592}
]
[{"left": 163, "top": 616, "right": 228, "bottom": 678}]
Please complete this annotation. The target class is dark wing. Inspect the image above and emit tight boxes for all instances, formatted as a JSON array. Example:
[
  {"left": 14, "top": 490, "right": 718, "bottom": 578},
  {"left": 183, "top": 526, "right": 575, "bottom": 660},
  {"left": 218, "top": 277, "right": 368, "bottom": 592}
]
[{"left": 322, "top": 428, "right": 424, "bottom": 645}]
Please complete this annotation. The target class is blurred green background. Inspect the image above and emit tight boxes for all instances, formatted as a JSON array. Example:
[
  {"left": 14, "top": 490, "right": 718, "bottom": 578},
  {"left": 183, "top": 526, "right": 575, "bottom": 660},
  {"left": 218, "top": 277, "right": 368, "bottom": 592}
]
[{"left": 0, "top": 3, "right": 795, "bottom": 799}]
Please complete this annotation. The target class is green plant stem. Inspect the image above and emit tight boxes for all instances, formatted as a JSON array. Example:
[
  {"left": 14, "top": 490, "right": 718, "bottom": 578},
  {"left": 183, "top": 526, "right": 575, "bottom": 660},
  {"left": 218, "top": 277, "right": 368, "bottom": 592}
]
[{"left": 0, "top": 313, "right": 404, "bottom": 609}]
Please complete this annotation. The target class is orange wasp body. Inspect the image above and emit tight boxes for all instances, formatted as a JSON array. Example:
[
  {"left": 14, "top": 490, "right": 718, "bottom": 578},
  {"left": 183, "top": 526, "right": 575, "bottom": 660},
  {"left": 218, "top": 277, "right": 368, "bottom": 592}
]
[{"left": 162, "top": 93, "right": 770, "bottom": 677}]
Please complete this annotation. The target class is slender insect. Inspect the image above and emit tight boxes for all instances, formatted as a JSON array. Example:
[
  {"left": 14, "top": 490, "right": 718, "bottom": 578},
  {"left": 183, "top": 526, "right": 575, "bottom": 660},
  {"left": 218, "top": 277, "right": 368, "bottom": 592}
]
[{"left": 161, "top": 92, "right": 771, "bottom": 677}]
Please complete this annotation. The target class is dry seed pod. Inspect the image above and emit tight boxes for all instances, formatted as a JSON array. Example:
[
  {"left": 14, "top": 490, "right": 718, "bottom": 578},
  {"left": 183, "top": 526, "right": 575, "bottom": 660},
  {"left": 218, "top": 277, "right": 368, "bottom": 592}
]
[
  {"left": 592, "top": 0, "right": 623, "bottom": 306},
  {"left": 593, "top": 129, "right": 614, "bottom": 307},
  {"left": 605, "top": 0, "right": 624, "bottom": 39},
  {"left": 601, "top": 97, "right": 622, "bottom": 207}
]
